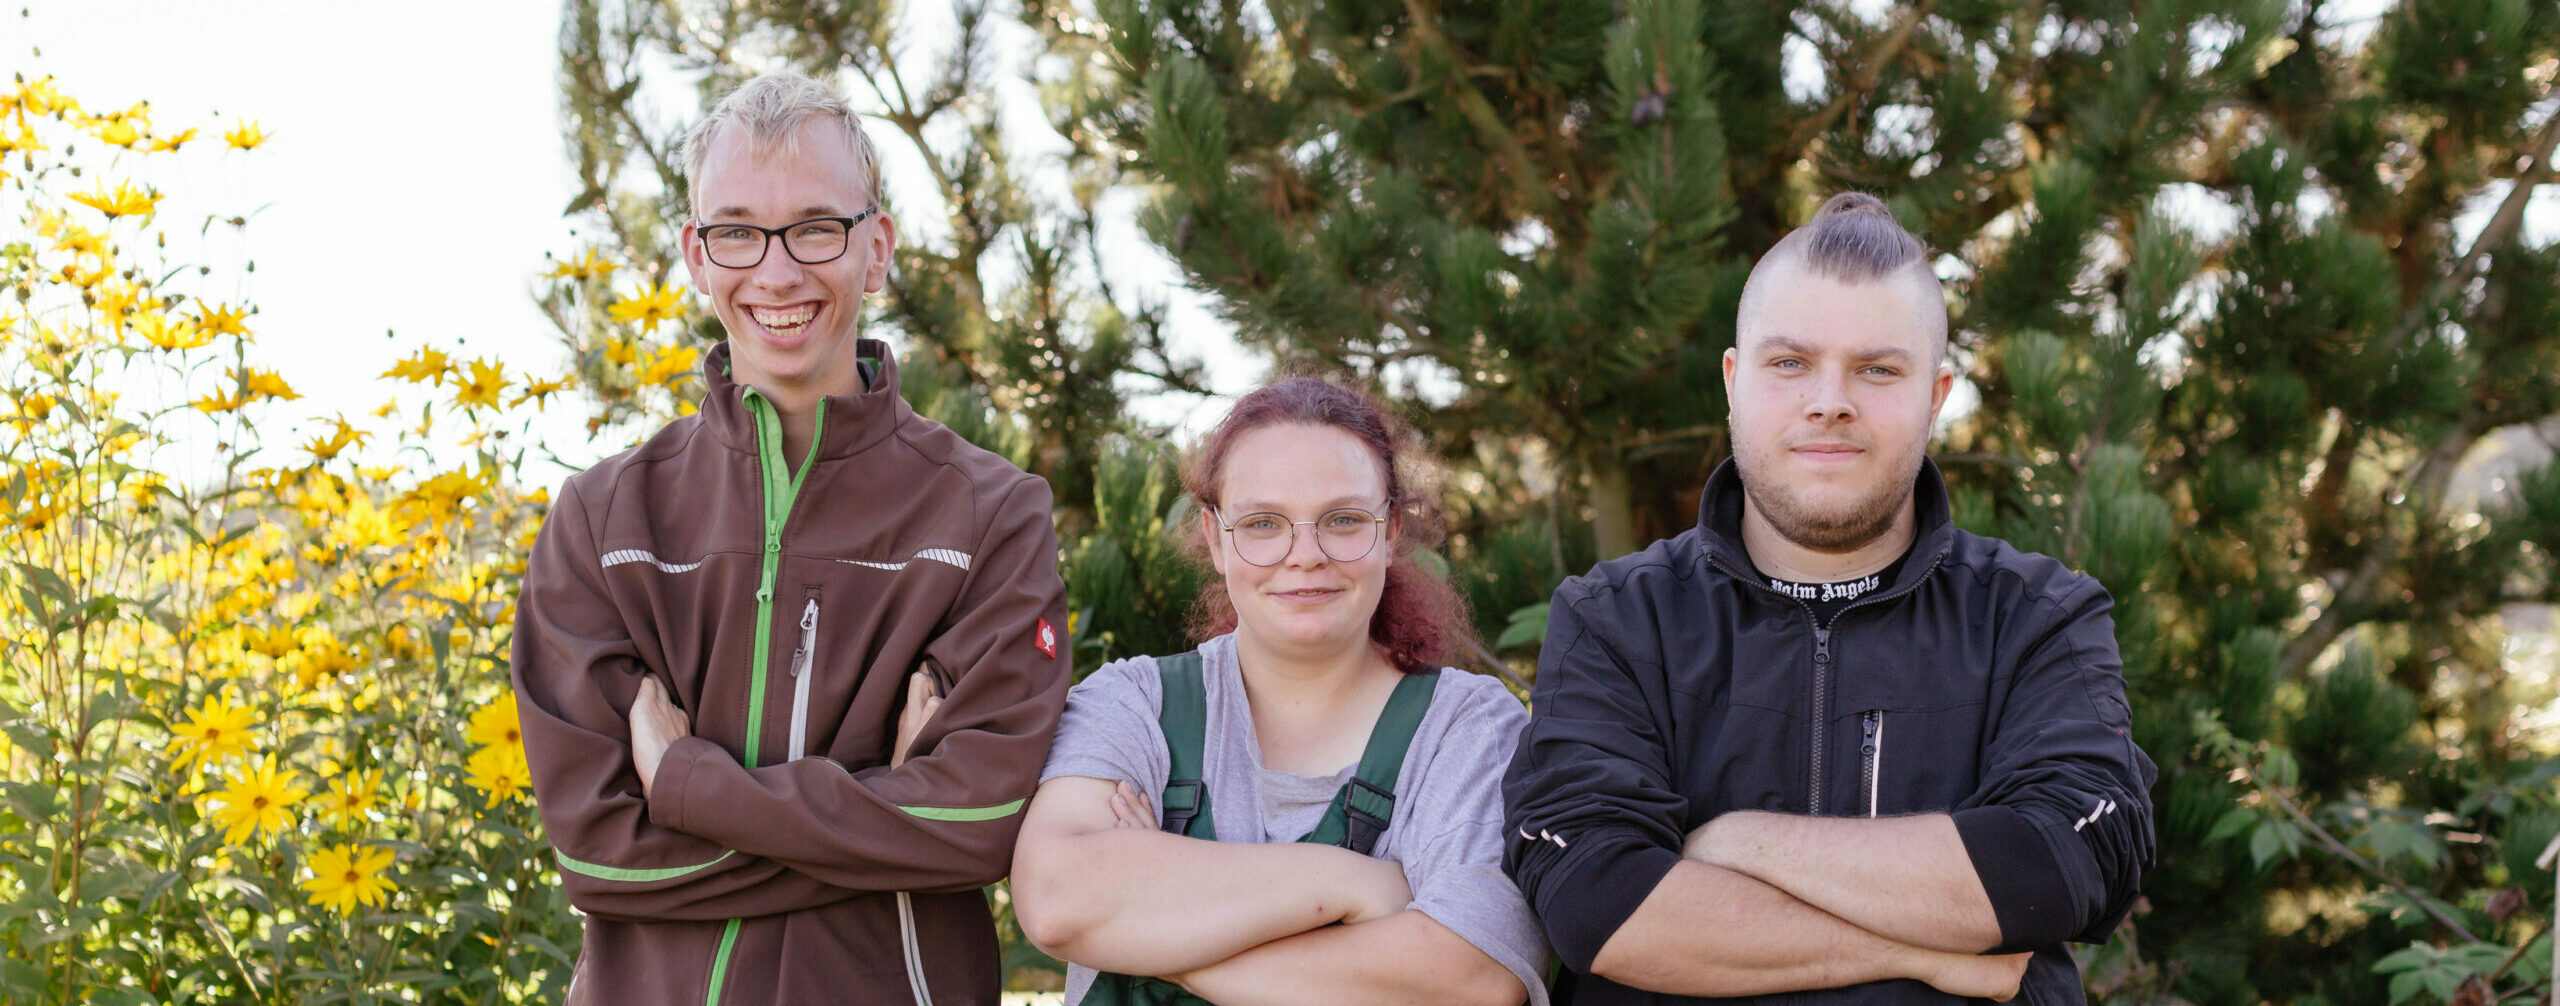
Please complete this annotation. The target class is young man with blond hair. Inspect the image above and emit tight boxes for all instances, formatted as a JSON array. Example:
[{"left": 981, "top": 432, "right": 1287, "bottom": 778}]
[
  {"left": 1504, "top": 193, "right": 2157, "bottom": 1006},
  {"left": 513, "top": 70, "right": 1071, "bottom": 1006}
]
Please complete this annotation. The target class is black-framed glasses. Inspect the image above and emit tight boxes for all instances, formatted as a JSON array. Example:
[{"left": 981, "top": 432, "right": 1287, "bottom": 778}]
[
  {"left": 694, "top": 207, "right": 880, "bottom": 268},
  {"left": 1212, "top": 505, "right": 1389, "bottom": 567}
]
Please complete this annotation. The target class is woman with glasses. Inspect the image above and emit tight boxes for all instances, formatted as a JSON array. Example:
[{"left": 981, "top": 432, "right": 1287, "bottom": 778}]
[{"left": 1010, "top": 377, "right": 1547, "bottom": 1006}]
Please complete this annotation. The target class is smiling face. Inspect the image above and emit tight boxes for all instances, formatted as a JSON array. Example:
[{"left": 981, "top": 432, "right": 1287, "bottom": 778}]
[
  {"left": 1723, "top": 257, "right": 1954, "bottom": 553},
  {"left": 1202, "top": 422, "right": 1395, "bottom": 663},
  {"left": 680, "top": 120, "right": 896, "bottom": 404}
]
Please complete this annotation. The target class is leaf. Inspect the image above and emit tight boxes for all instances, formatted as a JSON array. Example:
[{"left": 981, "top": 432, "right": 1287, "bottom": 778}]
[
  {"left": 2374, "top": 944, "right": 2438, "bottom": 973},
  {"left": 2387, "top": 969, "right": 2424, "bottom": 1006},
  {"left": 2250, "top": 821, "right": 2286, "bottom": 867},
  {"left": 2208, "top": 806, "right": 2257, "bottom": 842},
  {"left": 1494, "top": 602, "right": 1550, "bottom": 651}
]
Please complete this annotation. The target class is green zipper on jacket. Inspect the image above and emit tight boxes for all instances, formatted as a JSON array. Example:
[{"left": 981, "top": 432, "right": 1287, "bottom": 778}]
[{"left": 704, "top": 387, "right": 826, "bottom": 1006}]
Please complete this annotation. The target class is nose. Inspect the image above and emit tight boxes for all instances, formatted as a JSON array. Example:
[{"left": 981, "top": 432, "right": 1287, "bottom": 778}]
[
  {"left": 1805, "top": 368, "right": 1857, "bottom": 424},
  {"left": 748, "top": 237, "right": 807, "bottom": 288},
  {"left": 1280, "top": 523, "right": 1330, "bottom": 569}
]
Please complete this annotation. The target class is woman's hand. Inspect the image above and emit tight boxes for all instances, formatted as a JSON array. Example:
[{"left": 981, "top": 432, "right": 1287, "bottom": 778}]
[{"left": 629, "top": 676, "right": 690, "bottom": 798}]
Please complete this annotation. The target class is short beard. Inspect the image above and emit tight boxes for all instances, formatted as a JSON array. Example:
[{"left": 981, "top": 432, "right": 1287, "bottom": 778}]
[{"left": 1736, "top": 456, "right": 1919, "bottom": 554}]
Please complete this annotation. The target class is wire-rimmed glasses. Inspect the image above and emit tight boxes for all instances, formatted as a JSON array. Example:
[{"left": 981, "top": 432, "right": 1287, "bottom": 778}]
[{"left": 1212, "top": 505, "right": 1389, "bottom": 567}]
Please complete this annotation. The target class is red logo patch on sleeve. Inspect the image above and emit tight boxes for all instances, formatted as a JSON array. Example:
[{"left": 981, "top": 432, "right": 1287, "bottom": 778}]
[{"left": 1034, "top": 617, "right": 1058, "bottom": 659}]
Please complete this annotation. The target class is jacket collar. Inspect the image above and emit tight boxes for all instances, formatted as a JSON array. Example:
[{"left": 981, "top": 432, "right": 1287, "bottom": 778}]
[
  {"left": 697, "top": 338, "right": 912, "bottom": 460},
  {"left": 1695, "top": 454, "right": 1956, "bottom": 596}
]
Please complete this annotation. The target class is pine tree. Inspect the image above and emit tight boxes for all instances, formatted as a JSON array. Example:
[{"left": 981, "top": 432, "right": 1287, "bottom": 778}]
[{"left": 1036, "top": 1, "right": 2560, "bottom": 1002}]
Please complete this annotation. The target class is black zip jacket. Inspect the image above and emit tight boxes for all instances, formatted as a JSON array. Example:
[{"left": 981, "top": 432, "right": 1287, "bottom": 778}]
[{"left": 1502, "top": 458, "right": 2156, "bottom": 1006}]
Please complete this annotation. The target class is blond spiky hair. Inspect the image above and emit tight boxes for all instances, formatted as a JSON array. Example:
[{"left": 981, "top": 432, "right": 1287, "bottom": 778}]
[{"left": 681, "top": 71, "right": 883, "bottom": 216}]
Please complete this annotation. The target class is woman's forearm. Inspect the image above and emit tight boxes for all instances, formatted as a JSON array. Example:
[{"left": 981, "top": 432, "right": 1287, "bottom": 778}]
[
  {"left": 1170, "top": 909, "right": 1527, "bottom": 1006},
  {"left": 1013, "top": 824, "right": 1409, "bottom": 975}
]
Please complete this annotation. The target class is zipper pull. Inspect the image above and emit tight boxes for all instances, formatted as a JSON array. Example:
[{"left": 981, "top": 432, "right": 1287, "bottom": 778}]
[{"left": 789, "top": 598, "right": 818, "bottom": 677}]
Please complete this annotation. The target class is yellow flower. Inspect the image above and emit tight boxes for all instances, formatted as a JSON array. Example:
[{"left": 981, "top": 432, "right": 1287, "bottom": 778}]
[
  {"left": 191, "top": 389, "right": 250, "bottom": 414},
  {"left": 93, "top": 118, "right": 141, "bottom": 148},
  {"left": 242, "top": 367, "right": 300, "bottom": 402},
  {"left": 299, "top": 843, "right": 395, "bottom": 914},
  {"left": 602, "top": 338, "right": 639, "bottom": 367},
  {"left": 548, "top": 248, "right": 619, "bottom": 280},
  {"left": 125, "top": 472, "right": 168, "bottom": 511},
  {"left": 313, "top": 768, "right": 384, "bottom": 828},
  {"left": 464, "top": 744, "right": 530, "bottom": 803},
  {"left": 224, "top": 118, "right": 270, "bottom": 150},
  {"left": 453, "top": 358, "right": 507, "bottom": 411},
  {"left": 68, "top": 180, "right": 162, "bottom": 219},
  {"left": 638, "top": 345, "right": 702, "bottom": 386},
  {"left": 135, "top": 311, "right": 210, "bottom": 350},
  {"left": 208, "top": 755, "right": 306, "bottom": 845},
  {"left": 92, "top": 281, "right": 144, "bottom": 333},
  {"left": 243, "top": 624, "right": 301, "bottom": 660},
  {"left": 380, "top": 347, "right": 451, "bottom": 386},
  {"left": 398, "top": 469, "right": 492, "bottom": 528},
  {"left": 287, "top": 634, "right": 360, "bottom": 690},
  {"left": 195, "top": 300, "right": 251, "bottom": 337},
  {"left": 19, "top": 77, "right": 77, "bottom": 115},
  {"left": 608, "top": 281, "right": 687, "bottom": 333},
  {"left": 147, "top": 127, "right": 199, "bottom": 152},
  {"left": 302, "top": 415, "right": 368, "bottom": 461},
  {"left": 52, "top": 224, "right": 108, "bottom": 260},
  {"left": 510, "top": 374, "right": 575, "bottom": 408},
  {"left": 170, "top": 694, "right": 258, "bottom": 773},
  {"left": 465, "top": 692, "right": 523, "bottom": 750},
  {"left": 330, "top": 495, "right": 400, "bottom": 551}
]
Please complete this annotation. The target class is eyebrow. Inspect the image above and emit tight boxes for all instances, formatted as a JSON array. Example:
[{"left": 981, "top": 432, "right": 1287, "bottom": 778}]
[
  {"left": 704, "top": 206, "right": 845, "bottom": 220},
  {"left": 1228, "top": 495, "right": 1381, "bottom": 515},
  {"left": 1755, "top": 335, "right": 1916, "bottom": 365}
]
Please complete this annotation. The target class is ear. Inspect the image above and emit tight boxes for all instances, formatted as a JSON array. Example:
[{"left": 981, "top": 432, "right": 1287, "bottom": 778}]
[
  {"left": 680, "top": 219, "right": 708, "bottom": 288},
  {"left": 1928, "top": 360, "right": 1956, "bottom": 424},
  {"left": 863, "top": 213, "right": 898, "bottom": 294},
  {"left": 1199, "top": 505, "right": 1228, "bottom": 577},
  {"left": 1722, "top": 346, "right": 1739, "bottom": 398}
]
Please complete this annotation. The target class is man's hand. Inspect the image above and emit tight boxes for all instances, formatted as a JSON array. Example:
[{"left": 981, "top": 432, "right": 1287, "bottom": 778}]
[
  {"left": 892, "top": 669, "right": 941, "bottom": 768},
  {"left": 1910, "top": 949, "right": 2032, "bottom": 1001},
  {"left": 1109, "top": 780, "right": 1155, "bottom": 829},
  {"left": 629, "top": 676, "right": 690, "bottom": 798}
]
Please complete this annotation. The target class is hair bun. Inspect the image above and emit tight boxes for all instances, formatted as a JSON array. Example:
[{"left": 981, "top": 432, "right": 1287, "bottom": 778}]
[{"left": 1815, "top": 191, "right": 1892, "bottom": 219}]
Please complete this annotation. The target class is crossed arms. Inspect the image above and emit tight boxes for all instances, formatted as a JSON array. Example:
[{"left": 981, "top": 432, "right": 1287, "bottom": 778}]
[
  {"left": 1503, "top": 579, "right": 2156, "bottom": 999},
  {"left": 510, "top": 475, "right": 1071, "bottom": 921}
]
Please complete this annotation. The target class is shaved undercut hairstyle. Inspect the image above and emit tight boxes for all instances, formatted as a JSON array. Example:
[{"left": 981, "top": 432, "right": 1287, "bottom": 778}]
[
  {"left": 681, "top": 71, "right": 884, "bottom": 216},
  {"left": 1737, "top": 192, "right": 1950, "bottom": 362}
]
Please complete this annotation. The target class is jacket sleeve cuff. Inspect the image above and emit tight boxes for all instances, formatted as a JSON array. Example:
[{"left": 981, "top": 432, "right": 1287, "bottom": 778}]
[
  {"left": 1953, "top": 804, "right": 2075, "bottom": 952},
  {"left": 648, "top": 735, "right": 726, "bottom": 836},
  {"left": 1536, "top": 838, "right": 1684, "bottom": 973}
]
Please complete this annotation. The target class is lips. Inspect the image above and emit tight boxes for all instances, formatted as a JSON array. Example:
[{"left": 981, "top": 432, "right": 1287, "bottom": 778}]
[{"left": 746, "top": 303, "right": 818, "bottom": 337}]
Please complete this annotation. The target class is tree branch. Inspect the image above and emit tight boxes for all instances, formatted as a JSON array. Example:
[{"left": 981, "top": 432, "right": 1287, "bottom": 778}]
[
  {"left": 1782, "top": 0, "right": 1939, "bottom": 163},
  {"left": 2376, "top": 102, "right": 2560, "bottom": 360},
  {"left": 2240, "top": 759, "right": 2483, "bottom": 945}
]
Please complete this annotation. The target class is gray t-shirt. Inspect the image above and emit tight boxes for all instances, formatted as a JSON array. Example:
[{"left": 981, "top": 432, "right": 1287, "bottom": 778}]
[{"left": 1040, "top": 633, "right": 1552, "bottom": 1005}]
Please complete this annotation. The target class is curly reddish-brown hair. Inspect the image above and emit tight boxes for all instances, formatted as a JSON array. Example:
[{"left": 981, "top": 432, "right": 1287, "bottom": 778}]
[{"left": 1181, "top": 377, "right": 1475, "bottom": 672}]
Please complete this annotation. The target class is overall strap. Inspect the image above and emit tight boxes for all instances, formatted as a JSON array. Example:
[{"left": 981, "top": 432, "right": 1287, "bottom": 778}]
[
  {"left": 1076, "top": 654, "right": 1222, "bottom": 1006},
  {"left": 1152, "top": 652, "right": 1213, "bottom": 839},
  {"left": 1302, "top": 669, "right": 1442, "bottom": 855}
]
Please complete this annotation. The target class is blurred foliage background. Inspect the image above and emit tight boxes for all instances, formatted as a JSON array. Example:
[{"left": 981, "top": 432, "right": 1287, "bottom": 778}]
[{"left": 6, "top": 0, "right": 2560, "bottom": 1003}]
